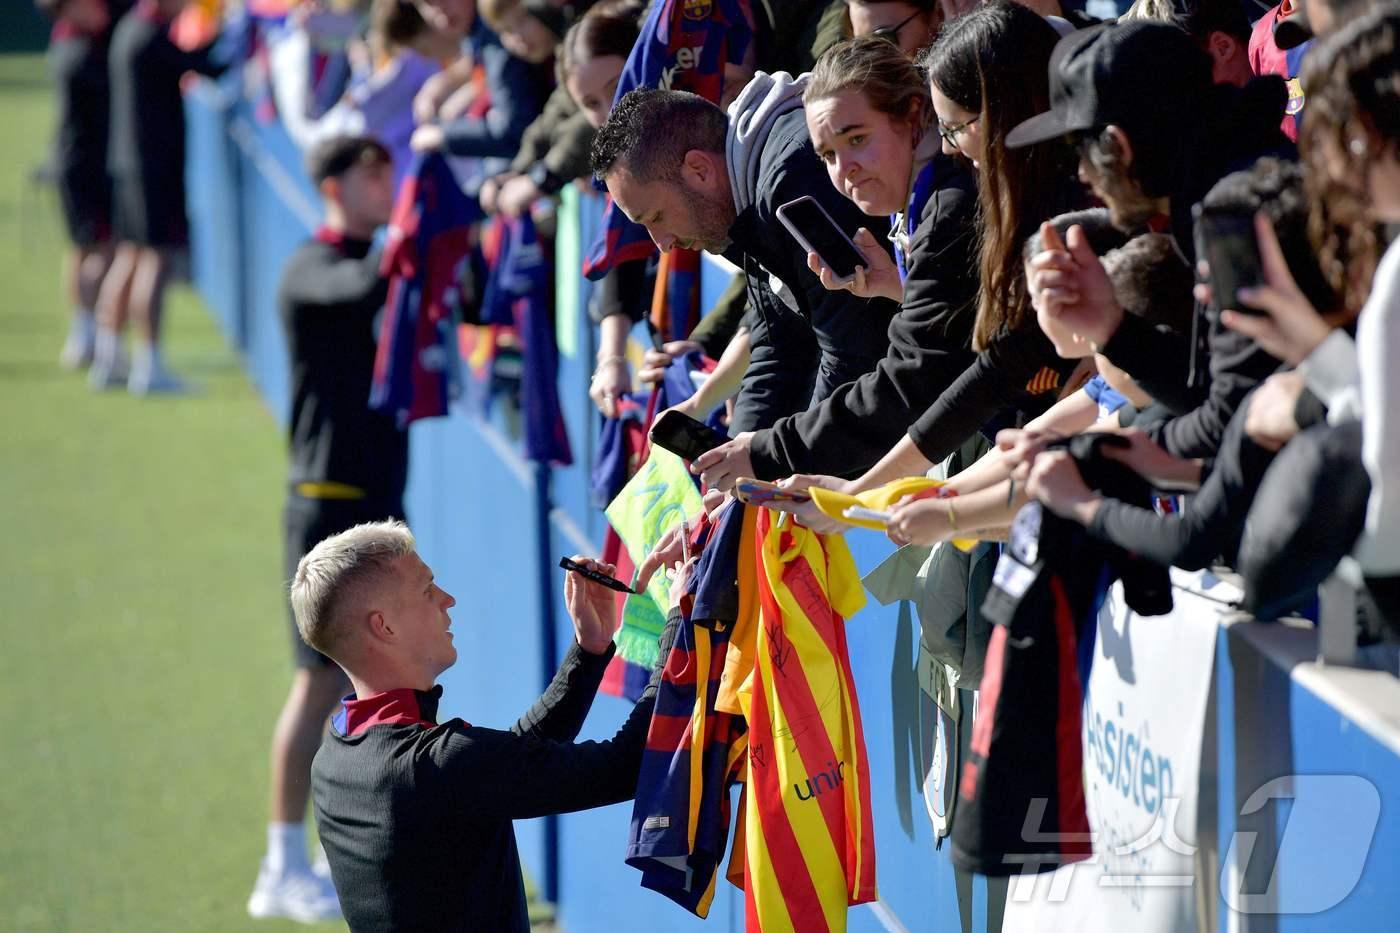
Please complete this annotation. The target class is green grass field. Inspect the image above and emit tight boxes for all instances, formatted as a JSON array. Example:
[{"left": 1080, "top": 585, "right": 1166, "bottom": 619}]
[{"left": 0, "top": 53, "right": 340, "bottom": 931}]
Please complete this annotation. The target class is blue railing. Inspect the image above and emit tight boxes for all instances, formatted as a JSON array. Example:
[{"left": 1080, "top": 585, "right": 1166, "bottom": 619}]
[{"left": 186, "top": 86, "right": 1400, "bottom": 933}]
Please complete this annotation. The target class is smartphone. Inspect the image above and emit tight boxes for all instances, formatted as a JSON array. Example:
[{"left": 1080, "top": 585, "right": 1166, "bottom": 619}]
[
  {"left": 1193, "top": 204, "right": 1266, "bottom": 316},
  {"left": 776, "top": 195, "right": 868, "bottom": 285},
  {"left": 649, "top": 410, "right": 729, "bottom": 462},
  {"left": 734, "top": 477, "right": 813, "bottom": 509},
  {"left": 559, "top": 556, "right": 635, "bottom": 594}
]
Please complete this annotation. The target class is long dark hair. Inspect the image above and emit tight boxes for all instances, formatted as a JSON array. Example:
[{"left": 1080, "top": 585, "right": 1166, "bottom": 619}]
[
  {"left": 921, "top": 1, "right": 1070, "bottom": 350},
  {"left": 1298, "top": 4, "right": 1400, "bottom": 313}
]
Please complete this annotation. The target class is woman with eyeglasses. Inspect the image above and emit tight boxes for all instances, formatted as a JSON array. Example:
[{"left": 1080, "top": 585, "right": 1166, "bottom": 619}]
[
  {"left": 786, "top": 1, "right": 1091, "bottom": 510},
  {"left": 845, "top": 0, "right": 943, "bottom": 59}
]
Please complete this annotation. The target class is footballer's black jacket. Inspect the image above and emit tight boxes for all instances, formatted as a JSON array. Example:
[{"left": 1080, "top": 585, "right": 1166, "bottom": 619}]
[{"left": 312, "top": 615, "right": 679, "bottom": 932}]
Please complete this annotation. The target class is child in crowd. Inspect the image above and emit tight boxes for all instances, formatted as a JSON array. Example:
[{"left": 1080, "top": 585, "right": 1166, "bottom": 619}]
[
  {"left": 885, "top": 218, "right": 1194, "bottom": 545},
  {"left": 1020, "top": 160, "right": 1335, "bottom": 559},
  {"left": 407, "top": 0, "right": 552, "bottom": 168},
  {"left": 475, "top": 0, "right": 582, "bottom": 217}
]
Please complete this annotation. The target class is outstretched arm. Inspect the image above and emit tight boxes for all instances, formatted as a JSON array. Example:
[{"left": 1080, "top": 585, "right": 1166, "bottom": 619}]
[
  {"left": 440, "top": 565, "right": 692, "bottom": 820},
  {"left": 509, "top": 557, "right": 623, "bottom": 743}
]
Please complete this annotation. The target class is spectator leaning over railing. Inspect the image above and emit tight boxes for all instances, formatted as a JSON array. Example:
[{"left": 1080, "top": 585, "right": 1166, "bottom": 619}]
[
  {"left": 746, "top": 2, "right": 1085, "bottom": 506},
  {"left": 550, "top": 0, "right": 661, "bottom": 417},
  {"left": 246, "top": 136, "right": 404, "bottom": 924},
  {"left": 1020, "top": 159, "right": 1346, "bottom": 575},
  {"left": 1216, "top": 4, "right": 1400, "bottom": 629},
  {"left": 685, "top": 36, "right": 981, "bottom": 484},
  {"left": 474, "top": 0, "right": 600, "bottom": 219},
  {"left": 591, "top": 83, "right": 899, "bottom": 433},
  {"left": 92, "top": 0, "right": 229, "bottom": 395},
  {"left": 885, "top": 217, "right": 1195, "bottom": 545},
  {"left": 1016, "top": 20, "right": 1292, "bottom": 461},
  {"left": 38, "top": 0, "right": 119, "bottom": 373},
  {"left": 302, "top": 521, "right": 689, "bottom": 932},
  {"left": 616, "top": 0, "right": 850, "bottom": 420}
]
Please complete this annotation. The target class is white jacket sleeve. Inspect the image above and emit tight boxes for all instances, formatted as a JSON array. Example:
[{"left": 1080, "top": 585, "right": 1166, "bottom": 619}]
[
  {"left": 1299, "top": 328, "right": 1362, "bottom": 425},
  {"left": 1356, "top": 239, "right": 1400, "bottom": 575}
]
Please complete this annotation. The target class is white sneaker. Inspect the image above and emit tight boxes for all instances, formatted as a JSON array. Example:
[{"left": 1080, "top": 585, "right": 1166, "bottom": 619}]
[
  {"left": 59, "top": 318, "right": 96, "bottom": 370},
  {"left": 126, "top": 356, "right": 186, "bottom": 396},
  {"left": 246, "top": 861, "right": 342, "bottom": 924},
  {"left": 87, "top": 351, "right": 129, "bottom": 391}
]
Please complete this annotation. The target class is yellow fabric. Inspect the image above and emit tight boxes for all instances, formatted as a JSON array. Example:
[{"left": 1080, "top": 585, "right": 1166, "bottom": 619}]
[
  {"left": 687, "top": 627, "right": 710, "bottom": 852},
  {"left": 745, "top": 515, "right": 877, "bottom": 931},
  {"left": 294, "top": 481, "right": 367, "bottom": 500},
  {"left": 809, "top": 477, "right": 977, "bottom": 550}
]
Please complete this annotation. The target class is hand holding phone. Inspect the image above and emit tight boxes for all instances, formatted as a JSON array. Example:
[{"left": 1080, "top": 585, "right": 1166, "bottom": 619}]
[
  {"left": 804, "top": 227, "right": 904, "bottom": 302},
  {"left": 1213, "top": 212, "right": 1334, "bottom": 366},
  {"left": 649, "top": 409, "right": 729, "bottom": 462},
  {"left": 777, "top": 196, "right": 867, "bottom": 286},
  {"left": 1194, "top": 204, "right": 1266, "bottom": 316}
]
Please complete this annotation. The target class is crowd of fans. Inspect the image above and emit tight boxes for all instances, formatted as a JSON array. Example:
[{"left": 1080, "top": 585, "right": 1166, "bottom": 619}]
[{"left": 40, "top": 0, "right": 1400, "bottom": 925}]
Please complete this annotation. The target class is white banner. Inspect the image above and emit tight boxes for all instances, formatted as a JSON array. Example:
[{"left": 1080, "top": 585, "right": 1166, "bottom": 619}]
[{"left": 1001, "top": 569, "right": 1237, "bottom": 933}]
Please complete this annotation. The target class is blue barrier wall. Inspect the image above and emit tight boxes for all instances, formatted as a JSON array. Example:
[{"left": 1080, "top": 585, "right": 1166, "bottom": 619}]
[{"left": 187, "top": 90, "right": 1399, "bottom": 933}]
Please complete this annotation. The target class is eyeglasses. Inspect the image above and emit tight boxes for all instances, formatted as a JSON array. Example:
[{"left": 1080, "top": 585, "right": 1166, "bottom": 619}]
[
  {"left": 870, "top": 9, "right": 923, "bottom": 44},
  {"left": 937, "top": 113, "right": 980, "bottom": 152}
]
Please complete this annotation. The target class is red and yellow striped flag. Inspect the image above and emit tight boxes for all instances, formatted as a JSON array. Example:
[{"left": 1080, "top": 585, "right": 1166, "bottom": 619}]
[{"left": 742, "top": 510, "right": 877, "bottom": 932}]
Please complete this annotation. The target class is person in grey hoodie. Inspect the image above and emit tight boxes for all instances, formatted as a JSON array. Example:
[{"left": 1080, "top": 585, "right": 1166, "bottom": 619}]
[{"left": 590, "top": 78, "right": 899, "bottom": 433}]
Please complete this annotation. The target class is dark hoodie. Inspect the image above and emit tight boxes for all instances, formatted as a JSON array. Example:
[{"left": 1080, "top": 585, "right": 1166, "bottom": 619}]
[
  {"left": 1097, "top": 77, "right": 1294, "bottom": 460},
  {"left": 721, "top": 72, "right": 899, "bottom": 432}
]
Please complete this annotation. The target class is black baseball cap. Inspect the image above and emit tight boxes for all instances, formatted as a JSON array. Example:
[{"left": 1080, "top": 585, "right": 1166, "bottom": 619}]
[
  {"left": 305, "top": 135, "right": 392, "bottom": 186},
  {"left": 1006, "top": 20, "right": 1213, "bottom": 149}
]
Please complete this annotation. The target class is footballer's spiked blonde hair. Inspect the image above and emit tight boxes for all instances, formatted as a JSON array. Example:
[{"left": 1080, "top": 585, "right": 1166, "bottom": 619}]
[{"left": 290, "top": 520, "right": 416, "bottom": 657}]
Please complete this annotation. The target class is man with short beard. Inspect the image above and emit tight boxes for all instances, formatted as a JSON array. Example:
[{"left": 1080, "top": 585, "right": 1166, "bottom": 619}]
[
  {"left": 591, "top": 83, "right": 899, "bottom": 433},
  {"left": 1013, "top": 21, "right": 1293, "bottom": 459}
]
